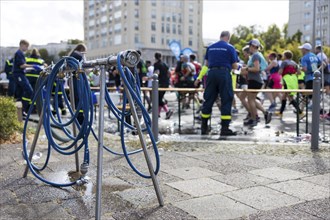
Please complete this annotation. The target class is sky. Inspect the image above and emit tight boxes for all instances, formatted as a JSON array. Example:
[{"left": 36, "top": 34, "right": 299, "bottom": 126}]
[{"left": 0, "top": 0, "right": 289, "bottom": 47}]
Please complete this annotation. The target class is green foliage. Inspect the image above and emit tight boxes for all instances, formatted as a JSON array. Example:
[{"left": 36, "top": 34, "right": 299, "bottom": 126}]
[
  {"left": 39, "top": 48, "right": 55, "bottom": 65},
  {"left": 68, "top": 39, "right": 84, "bottom": 45},
  {"left": 231, "top": 23, "right": 330, "bottom": 63},
  {"left": 0, "top": 96, "right": 23, "bottom": 140},
  {"left": 58, "top": 48, "right": 72, "bottom": 58}
]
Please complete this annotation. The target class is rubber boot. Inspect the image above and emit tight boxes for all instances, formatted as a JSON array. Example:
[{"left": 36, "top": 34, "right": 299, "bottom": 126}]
[
  {"left": 220, "top": 126, "right": 237, "bottom": 136},
  {"left": 201, "top": 117, "right": 209, "bottom": 135}
]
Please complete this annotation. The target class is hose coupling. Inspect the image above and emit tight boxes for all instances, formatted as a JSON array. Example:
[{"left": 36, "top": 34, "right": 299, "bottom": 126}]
[
  {"left": 76, "top": 177, "right": 89, "bottom": 186},
  {"left": 80, "top": 162, "right": 89, "bottom": 177}
]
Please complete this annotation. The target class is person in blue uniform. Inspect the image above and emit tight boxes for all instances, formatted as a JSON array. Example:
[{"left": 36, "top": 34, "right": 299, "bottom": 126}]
[
  {"left": 12, "top": 39, "right": 40, "bottom": 114},
  {"left": 201, "top": 31, "right": 239, "bottom": 136},
  {"left": 3, "top": 58, "right": 16, "bottom": 97},
  {"left": 25, "top": 48, "right": 45, "bottom": 112},
  {"left": 25, "top": 48, "right": 45, "bottom": 91}
]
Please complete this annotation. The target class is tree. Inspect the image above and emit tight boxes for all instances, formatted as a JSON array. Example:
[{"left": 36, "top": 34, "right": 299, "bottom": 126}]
[
  {"left": 58, "top": 48, "right": 72, "bottom": 58},
  {"left": 261, "top": 24, "right": 281, "bottom": 51},
  {"left": 68, "top": 39, "right": 84, "bottom": 45},
  {"left": 39, "top": 48, "right": 55, "bottom": 65}
]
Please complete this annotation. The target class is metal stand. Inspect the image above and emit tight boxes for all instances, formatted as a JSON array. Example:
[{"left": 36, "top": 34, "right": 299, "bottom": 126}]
[
  {"left": 124, "top": 84, "right": 164, "bottom": 207},
  {"left": 152, "top": 74, "right": 159, "bottom": 142},
  {"left": 95, "top": 65, "right": 106, "bottom": 219},
  {"left": 68, "top": 76, "right": 80, "bottom": 172},
  {"left": 23, "top": 108, "right": 44, "bottom": 177}
]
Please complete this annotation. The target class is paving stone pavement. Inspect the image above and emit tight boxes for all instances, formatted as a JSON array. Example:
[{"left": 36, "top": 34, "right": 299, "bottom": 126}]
[{"left": 0, "top": 139, "right": 329, "bottom": 220}]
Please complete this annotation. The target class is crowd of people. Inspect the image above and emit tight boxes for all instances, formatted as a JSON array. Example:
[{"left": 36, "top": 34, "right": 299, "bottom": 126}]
[{"left": 2, "top": 36, "right": 330, "bottom": 137}]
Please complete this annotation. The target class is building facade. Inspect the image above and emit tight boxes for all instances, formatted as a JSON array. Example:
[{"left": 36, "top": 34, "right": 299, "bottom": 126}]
[
  {"left": 84, "top": 0, "right": 203, "bottom": 67},
  {"left": 288, "top": 0, "right": 329, "bottom": 46}
]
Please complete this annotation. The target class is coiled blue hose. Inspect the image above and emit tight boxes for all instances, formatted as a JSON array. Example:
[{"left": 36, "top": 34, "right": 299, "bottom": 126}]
[
  {"left": 116, "top": 53, "right": 160, "bottom": 178},
  {"left": 23, "top": 57, "right": 92, "bottom": 187},
  {"left": 23, "top": 52, "right": 160, "bottom": 186}
]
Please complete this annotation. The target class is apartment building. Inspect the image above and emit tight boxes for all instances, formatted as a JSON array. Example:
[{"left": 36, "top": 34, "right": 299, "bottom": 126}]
[
  {"left": 288, "top": 0, "right": 329, "bottom": 46},
  {"left": 84, "top": 0, "right": 203, "bottom": 67}
]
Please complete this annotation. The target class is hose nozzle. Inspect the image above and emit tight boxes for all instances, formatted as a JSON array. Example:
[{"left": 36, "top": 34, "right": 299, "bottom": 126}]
[{"left": 119, "top": 50, "right": 140, "bottom": 67}]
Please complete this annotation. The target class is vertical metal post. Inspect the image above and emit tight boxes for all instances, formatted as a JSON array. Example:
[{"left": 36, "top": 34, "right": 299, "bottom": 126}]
[
  {"left": 69, "top": 76, "right": 80, "bottom": 172},
  {"left": 312, "top": 0, "right": 316, "bottom": 48},
  {"left": 124, "top": 85, "right": 164, "bottom": 207},
  {"left": 178, "top": 92, "right": 181, "bottom": 134},
  {"left": 296, "top": 93, "right": 300, "bottom": 137},
  {"left": 95, "top": 65, "right": 106, "bottom": 219},
  {"left": 306, "top": 96, "right": 309, "bottom": 133},
  {"left": 23, "top": 108, "right": 44, "bottom": 177},
  {"left": 311, "top": 71, "right": 321, "bottom": 150},
  {"left": 152, "top": 74, "right": 159, "bottom": 142}
]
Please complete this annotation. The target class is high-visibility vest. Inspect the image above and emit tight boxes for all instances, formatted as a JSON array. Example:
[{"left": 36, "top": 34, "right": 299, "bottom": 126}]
[{"left": 25, "top": 57, "right": 44, "bottom": 77}]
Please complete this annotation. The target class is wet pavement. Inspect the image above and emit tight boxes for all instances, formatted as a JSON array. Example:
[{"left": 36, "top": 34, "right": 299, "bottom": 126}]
[{"left": 1, "top": 92, "right": 329, "bottom": 219}]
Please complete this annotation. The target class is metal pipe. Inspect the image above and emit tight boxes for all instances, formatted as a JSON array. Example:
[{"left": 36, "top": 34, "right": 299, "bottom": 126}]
[
  {"left": 95, "top": 65, "right": 106, "bottom": 220},
  {"left": 311, "top": 70, "right": 321, "bottom": 150},
  {"left": 152, "top": 74, "right": 159, "bottom": 142},
  {"left": 69, "top": 76, "right": 80, "bottom": 172},
  {"left": 23, "top": 108, "right": 44, "bottom": 177},
  {"left": 83, "top": 50, "right": 140, "bottom": 68},
  {"left": 124, "top": 84, "right": 164, "bottom": 207}
]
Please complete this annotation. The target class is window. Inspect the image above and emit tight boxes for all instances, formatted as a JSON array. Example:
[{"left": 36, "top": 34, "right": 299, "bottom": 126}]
[
  {"left": 135, "top": 0, "right": 139, "bottom": 5},
  {"left": 109, "top": 27, "right": 113, "bottom": 35},
  {"left": 166, "top": 13, "right": 171, "bottom": 22},
  {"left": 189, "top": 3, "right": 193, "bottom": 12},
  {"left": 304, "top": 24, "right": 311, "bottom": 31},
  {"left": 151, "top": 34, "right": 156, "bottom": 43},
  {"left": 189, "top": 26, "right": 193, "bottom": 35},
  {"left": 114, "top": 11, "right": 121, "bottom": 19},
  {"left": 101, "top": 5, "right": 107, "bottom": 13},
  {"left": 172, "top": 24, "right": 176, "bottom": 34},
  {"left": 166, "top": 24, "right": 170, "bottom": 33},
  {"left": 304, "top": 35, "right": 311, "bottom": 42},
  {"left": 304, "top": 12, "right": 310, "bottom": 19},
  {"left": 189, "top": 38, "right": 193, "bottom": 46},
  {"left": 172, "top": 14, "right": 176, "bottom": 22},
  {"left": 114, "top": 35, "right": 121, "bottom": 45},
  {"left": 101, "top": 15, "right": 107, "bottom": 24},
  {"left": 161, "top": 23, "right": 164, "bottom": 33},
  {"left": 151, "top": 0, "right": 156, "bottom": 6},
  {"left": 161, "top": 37, "right": 164, "bottom": 45},
  {"left": 89, "top": 19, "right": 95, "bottom": 27},
  {"left": 135, "top": 9, "right": 139, "bottom": 18},
  {"left": 114, "top": 23, "right": 121, "bottom": 33},
  {"left": 134, "top": 34, "right": 139, "bottom": 43},
  {"left": 178, "top": 25, "right": 182, "bottom": 35},
  {"left": 102, "top": 38, "right": 107, "bottom": 47},
  {"left": 304, "top": 1, "right": 311, "bottom": 8},
  {"left": 151, "top": 10, "right": 156, "bottom": 19},
  {"left": 178, "top": 13, "right": 182, "bottom": 23},
  {"left": 101, "top": 27, "right": 107, "bottom": 36},
  {"left": 89, "top": 9, "right": 94, "bottom": 17},
  {"left": 89, "top": 30, "right": 95, "bottom": 38},
  {"left": 114, "top": 0, "right": 121, "bottom": 7},
  {"left": 189, "top": 14, "right": 193, "bottom": 23},
  {"left": 161, "top": 14, "right": 165, "bottom": 21},
  {"left": 151, "top": 22, "right": 156, "bottom": 31},
  {"left": 135, "top": 21, "right": 139, "bottom": 30}
]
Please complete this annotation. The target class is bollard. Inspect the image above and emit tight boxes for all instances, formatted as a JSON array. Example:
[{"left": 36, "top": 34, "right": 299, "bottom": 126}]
[
  {"left": 152, "top": 74, "right": 159, "bottom": 142},
  {"left": 311, "top": 70, "right": 321, "bottom": 151}
]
